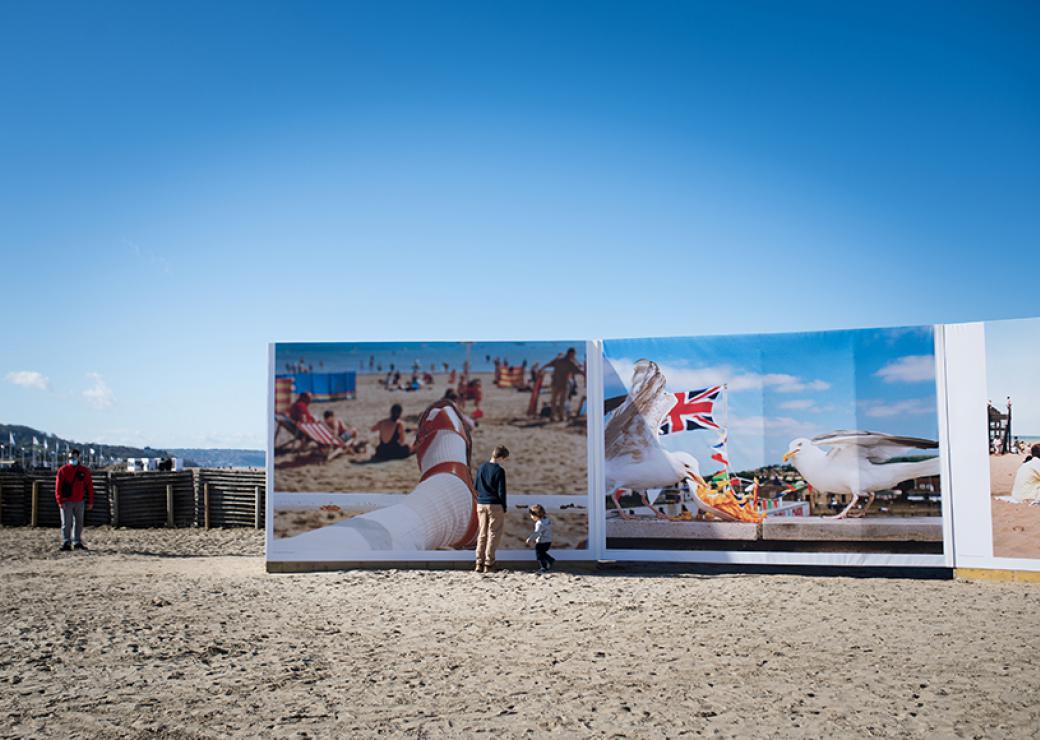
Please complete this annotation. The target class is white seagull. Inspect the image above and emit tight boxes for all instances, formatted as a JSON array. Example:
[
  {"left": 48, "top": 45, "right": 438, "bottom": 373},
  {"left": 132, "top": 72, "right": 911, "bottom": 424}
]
[
  {"left": 605, "top": 359, "right": 737, "bottom": 521},
  {"left": 782, "top": 430, "right": 940, "bottom": 519}
]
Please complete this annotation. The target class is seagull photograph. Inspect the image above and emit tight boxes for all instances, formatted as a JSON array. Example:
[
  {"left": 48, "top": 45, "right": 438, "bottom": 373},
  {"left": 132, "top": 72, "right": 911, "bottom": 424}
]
[
  {"left": 783, "top": 431, "right": 940, "bottom": 519},
  {"left": 604, "top": 359, "right": 745, "bottom": 522},
  {"left": 602, "top": 325, "right": 945, "bottom": 553}
]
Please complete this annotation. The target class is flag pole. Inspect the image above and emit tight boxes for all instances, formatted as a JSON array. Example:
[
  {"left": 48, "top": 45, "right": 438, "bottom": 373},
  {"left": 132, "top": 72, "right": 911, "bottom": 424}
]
[{"left": 723, "top": 383, "right": 732, "bottom": 479}]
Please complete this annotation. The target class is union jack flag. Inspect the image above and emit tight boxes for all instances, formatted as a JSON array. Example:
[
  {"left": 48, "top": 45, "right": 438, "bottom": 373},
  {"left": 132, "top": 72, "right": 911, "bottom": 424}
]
[{"left": 659, "top": 386, "right": 721, "bottom": 435}]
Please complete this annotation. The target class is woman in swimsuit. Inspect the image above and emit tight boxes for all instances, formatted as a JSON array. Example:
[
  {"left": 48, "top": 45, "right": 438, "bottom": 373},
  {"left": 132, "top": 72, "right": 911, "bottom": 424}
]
[{"left": 370, "top": 403, "right": 413, "bottom": 461}]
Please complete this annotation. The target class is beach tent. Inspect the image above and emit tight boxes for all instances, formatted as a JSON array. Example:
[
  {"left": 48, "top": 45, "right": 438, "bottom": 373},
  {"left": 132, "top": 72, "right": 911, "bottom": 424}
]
[{"left": 284, "top": 371, "right": 356, "bottom": 401}]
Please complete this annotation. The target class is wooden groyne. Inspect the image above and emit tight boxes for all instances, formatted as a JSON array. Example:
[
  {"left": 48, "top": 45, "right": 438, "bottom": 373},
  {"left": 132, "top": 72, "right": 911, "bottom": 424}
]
[{"left": 0, "top": 469, "right": 265, "bottom": 529}]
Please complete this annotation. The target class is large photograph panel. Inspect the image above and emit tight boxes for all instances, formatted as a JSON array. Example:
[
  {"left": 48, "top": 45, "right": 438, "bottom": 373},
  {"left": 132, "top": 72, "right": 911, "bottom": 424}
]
[
  {"left": 602, "top": 326, "right": 944, "bottom": 556},
  {"left": 269, "top": 341, "right": 590, "bottom": 560},
  {"left": 985, "top": 318, "right": 1040, "bottom": 560}
]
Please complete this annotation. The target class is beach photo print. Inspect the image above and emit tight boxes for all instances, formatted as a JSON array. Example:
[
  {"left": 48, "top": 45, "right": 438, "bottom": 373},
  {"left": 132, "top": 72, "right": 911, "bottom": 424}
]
[
  {"left": 985, "top": 317, "right": 1040, "bottom": 560},
  {"left": 268, "top": 341, "right": 590, "bottom": 560},
  {"left": 601, "top": 326, "right": 944, "bottom": 558}
]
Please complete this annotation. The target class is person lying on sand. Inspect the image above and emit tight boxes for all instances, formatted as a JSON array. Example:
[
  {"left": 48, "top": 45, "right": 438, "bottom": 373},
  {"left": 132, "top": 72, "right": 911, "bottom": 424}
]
[{"left": 353, "top": 403, "right": 414, "bottom": 464}]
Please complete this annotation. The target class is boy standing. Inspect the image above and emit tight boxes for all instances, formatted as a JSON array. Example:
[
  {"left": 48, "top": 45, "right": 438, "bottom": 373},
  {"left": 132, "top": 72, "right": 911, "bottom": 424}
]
[{"left": 474, "top": 445, "right": 509, "bottom": 572}]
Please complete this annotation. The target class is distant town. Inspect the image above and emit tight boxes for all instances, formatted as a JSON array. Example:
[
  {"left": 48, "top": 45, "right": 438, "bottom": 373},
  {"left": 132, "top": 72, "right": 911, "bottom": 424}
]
[{"left": 0, "top": 423, "right": 263, "bottom": 470}]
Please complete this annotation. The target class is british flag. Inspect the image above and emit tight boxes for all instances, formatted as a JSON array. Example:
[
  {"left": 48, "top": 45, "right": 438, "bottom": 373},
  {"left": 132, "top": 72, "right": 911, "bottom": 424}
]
[{"left": 659, "top": 386, "right": 722, "bottom": 435}]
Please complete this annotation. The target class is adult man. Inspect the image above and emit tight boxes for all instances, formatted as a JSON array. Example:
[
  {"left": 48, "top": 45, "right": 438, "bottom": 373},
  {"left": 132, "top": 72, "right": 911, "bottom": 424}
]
[
  {"left": 545, "top": 347, "right": 585, "bottom": 421},
  {"left": 474, "top": 445, "right": 509, "bottom": 573},
  {"left": 55, "top": 448, "right": 94, "bottom": 551}
]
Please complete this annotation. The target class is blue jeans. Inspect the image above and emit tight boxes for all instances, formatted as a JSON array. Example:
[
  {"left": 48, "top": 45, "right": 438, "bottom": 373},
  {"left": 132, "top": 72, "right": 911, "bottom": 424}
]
[{"left": 60, "top": 501, "right": 86, "bottom": 545}]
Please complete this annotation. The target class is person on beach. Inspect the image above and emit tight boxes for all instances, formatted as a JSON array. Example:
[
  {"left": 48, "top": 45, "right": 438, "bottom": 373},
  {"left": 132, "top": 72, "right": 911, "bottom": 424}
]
[
  {"left": 525, "top": 503, "right": 555, "bottom": 573},
  {"left": 443, "top": 389, "right": 477, "bottom": 430},
  {"left": 1011, "top": 444, "right": 1040, "bottom": 504},
  {"left": 369, "top": 403, "right": 413, "bottom": 461},
  {"left": 545, "top": 348, "right": 584, "bottom": 421},
  {"left": 322, "top": 410, "right": 366, "bottom": 453},
  {"left": 474, "top": 445, "right": 509, "bottom": 573},
  {"left": 55, "top": 448, "right": 94, "bottom": 552},
  {"left": 288, "top": 392, "right": 316, "bottom": 423}
]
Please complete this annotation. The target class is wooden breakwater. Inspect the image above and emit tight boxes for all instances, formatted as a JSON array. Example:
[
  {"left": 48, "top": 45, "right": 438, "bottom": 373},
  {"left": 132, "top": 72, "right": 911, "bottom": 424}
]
[{"left": 0, "top": 469, "right": 265, "bottom": 529}]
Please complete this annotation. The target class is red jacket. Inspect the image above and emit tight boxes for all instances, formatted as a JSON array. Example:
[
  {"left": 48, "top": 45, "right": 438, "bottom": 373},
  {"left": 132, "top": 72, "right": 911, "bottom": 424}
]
[{"left": 55, "top": 464, "right": 94, "bottom": 506}]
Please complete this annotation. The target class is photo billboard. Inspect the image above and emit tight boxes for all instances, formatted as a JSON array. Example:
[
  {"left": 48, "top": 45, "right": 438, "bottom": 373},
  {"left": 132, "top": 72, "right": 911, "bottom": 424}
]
[
  {"left": 598, "top": 325, "right": 949, "bottom": 567},
  {"left": 945, "top": 319, "right": 1040, "bottom": 573},
  {"left": 267, "top": 340, "right": 591, "bottom": 564}
]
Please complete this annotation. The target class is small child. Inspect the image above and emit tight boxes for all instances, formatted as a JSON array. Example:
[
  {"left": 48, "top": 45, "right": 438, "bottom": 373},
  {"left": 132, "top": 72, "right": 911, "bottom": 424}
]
[{"left": 525, "top": 504, "right": 555, "bottom": 573}]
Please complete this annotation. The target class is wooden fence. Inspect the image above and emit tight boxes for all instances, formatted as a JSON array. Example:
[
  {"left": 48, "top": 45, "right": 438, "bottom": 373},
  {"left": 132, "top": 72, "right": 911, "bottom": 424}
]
[
  {"left": 197, "top": 469, "right": 266, "bottom": 529},
  {"left": 0, "top": 469, "right": 265, "bottom": 529}
]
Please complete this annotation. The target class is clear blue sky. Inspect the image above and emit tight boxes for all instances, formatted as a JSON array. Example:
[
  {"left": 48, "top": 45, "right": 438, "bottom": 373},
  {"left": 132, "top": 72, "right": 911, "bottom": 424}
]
[
  {"left": 987, "top": 317, "right": 1040, "bottom": 437},
  {"left": 1, "top": 1, "right": 1037, "bottom": 449}
]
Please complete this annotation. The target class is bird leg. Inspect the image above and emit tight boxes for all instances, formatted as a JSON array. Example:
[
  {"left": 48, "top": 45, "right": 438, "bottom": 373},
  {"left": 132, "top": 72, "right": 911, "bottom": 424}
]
[
  {"left": 846, "top": 491, "right": 875, "bottom": 518},
  {"left": 827, "top": 493, "right": 861, "bottom": 520},
  {"left": 640, "top": 491, "right": 668, "bottom": 519},
  {"left": 611, "top": 489, "right": 633, "bottom": 519}
]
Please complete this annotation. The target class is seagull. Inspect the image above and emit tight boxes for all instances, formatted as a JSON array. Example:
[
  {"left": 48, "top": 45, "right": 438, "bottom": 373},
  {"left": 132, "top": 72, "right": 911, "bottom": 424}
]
[
  {"left": 605, "top": 359, "right": 740, "bottom": 521},
  {"left": 782, "top": 430, "right": 941, "bottom": 519}
]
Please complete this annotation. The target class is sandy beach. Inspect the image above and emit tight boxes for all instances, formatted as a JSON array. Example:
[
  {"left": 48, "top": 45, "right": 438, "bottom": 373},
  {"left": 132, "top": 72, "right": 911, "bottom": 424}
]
[
  {"left": 2, "top": 527, "right": 1039, "bottom": 737},
  {"left": 275, "top": 373, "right": 587, "bottom": 495},
  {"left": 990, "top": 452, "right": 1040, "bottom": 559}
]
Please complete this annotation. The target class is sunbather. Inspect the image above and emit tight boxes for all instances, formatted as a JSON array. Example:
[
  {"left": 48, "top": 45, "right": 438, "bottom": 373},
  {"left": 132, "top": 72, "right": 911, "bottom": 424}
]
[
  {"left": 323, "top": 410, "right": 367, "bottom": 453},
  {"left": 288, "top": 392, "right": 316, "bottom": 423},
  {"left": 369, "top": 403, "right": 413, "bottom": 461}
]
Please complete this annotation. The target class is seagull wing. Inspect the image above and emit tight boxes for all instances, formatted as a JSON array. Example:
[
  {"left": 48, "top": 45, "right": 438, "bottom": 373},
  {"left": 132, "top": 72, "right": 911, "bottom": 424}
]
[
  {"left": 812, "top": 430, "right": 938, "bottom": 463},
  {"left": 605, "top": 360, "right": 676, "bottom": 462}
]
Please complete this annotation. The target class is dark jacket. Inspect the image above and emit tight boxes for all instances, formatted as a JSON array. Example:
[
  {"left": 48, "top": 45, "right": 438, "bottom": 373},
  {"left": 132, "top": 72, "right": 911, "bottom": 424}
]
[{"left": 475, "top": 462, "right": 506, "bottom": 508}]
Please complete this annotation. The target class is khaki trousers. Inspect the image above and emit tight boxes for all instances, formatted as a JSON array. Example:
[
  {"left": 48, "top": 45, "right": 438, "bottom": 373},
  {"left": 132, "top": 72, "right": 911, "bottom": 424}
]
[{"left": 475, "top": 504, "right": 505, "bottom": 567}]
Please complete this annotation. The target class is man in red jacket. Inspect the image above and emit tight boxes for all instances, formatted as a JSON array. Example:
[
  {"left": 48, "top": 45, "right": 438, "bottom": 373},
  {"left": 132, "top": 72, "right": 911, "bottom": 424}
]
[{"left": 55, "top": 448, "right": 94, "bottom": 551}]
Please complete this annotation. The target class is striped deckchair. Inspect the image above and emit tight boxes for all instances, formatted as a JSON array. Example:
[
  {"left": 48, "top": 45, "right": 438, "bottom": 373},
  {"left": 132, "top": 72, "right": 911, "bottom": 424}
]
[
  {"left": 294, "top": 420, "right": 347, "bottom": 462},
  {"left": 297, "top": 421, "right": 345, "bottom": 449}
]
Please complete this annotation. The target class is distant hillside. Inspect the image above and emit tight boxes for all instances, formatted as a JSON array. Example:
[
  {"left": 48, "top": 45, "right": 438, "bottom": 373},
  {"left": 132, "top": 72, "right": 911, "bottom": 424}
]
[
  {"left": 0, "top": 423, "right": 264, "bottom": 469},
  {"left": 166, "top": 449, "right": 265, "bottom": 469},
  {"left": 0, "top": 423, "right": 171, "bottom": 461}
]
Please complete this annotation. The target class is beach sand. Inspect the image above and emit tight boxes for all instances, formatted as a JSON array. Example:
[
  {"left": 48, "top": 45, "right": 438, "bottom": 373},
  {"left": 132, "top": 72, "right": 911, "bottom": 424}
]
[
  {"left": 2, "top": 527, "right": 1040, "bottom": 737},
  {"left": 274, "top": 507, "right": 589, "bottom": 549},
  {"left": 990, "top": 453, "right": 1040, "bottom": 559},
  {"left": 275, "top": 373, "right": 587, "bottom": 495}
]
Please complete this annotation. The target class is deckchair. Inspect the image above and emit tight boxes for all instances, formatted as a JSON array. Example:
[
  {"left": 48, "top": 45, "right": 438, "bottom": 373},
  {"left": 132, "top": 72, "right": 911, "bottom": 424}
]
[
  {"left": 296, "top": 420, "right": 348, "bottom": 462},
  {"left": 275, "top": 415, "right": 347, "bottom": 462}
]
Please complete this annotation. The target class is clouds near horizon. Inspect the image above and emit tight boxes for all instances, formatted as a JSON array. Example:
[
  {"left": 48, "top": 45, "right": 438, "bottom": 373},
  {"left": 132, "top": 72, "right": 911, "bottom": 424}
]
[{"left": 5, "top": 370, "right": 50, "bottom": 391}]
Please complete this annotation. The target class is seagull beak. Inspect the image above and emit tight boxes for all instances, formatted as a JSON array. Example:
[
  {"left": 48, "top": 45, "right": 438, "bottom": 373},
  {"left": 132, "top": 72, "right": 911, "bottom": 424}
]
[
  {"left": 687, "top": 472, "right": 707, "bottom": 488},
  {"left": 782, "top": 450, "right": 795, "bottom": 462}
]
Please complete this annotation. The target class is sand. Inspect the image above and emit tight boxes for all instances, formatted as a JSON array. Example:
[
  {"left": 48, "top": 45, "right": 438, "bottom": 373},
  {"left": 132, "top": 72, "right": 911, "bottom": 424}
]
[
  {"left": 2, "top": 527, "right": 1040, "bottom": 737},
  {"left": 989, "top": 453, "right": 1040, "bottom": 559},
  {"left": 275, "top": 373, "right": 587, "bottom": 495},
  {"left": 274, "top": 507, "right": 589, "bottom": 549}
]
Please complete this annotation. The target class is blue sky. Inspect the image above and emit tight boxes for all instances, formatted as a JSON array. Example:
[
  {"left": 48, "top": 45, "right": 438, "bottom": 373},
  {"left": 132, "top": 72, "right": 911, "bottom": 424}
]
[
  {"left": 604, "top": 326, "right": 939, "bottom": 471},
  {"left": 0, "top": 1, "right": 1037, "bottom": 448},
  {"left": 986, "top": 317, "right": 1040, "bottom": 437}
]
